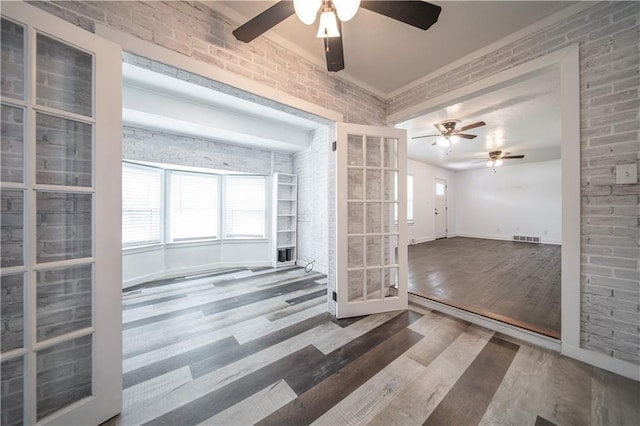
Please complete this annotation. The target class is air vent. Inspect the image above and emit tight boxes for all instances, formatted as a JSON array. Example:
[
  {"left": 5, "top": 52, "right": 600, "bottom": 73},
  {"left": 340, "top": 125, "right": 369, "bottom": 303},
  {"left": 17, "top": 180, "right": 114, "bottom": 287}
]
[{"left": 513, "top": 235, "right": 540, "bottom": 243}]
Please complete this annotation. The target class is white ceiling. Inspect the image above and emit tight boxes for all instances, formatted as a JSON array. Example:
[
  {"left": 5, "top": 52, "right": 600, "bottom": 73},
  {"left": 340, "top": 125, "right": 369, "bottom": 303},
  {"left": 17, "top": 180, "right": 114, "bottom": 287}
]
[
  {"left": 211, "top": 1, "right": 575, "bottom": 95},
  {"left": 397, "top": 66, "right": 562, "bottom": 170}
]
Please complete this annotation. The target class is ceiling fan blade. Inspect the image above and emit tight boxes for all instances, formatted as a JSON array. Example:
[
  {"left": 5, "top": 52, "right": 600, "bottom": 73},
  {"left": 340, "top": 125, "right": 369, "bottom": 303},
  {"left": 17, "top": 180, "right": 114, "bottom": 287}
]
[
  {"left": 456, "top": 133, "right": 477, "bottom": 139},
  {"left": 411, "top": 134, "right": 441, "bottom": 139},
  {"left": 434, "top": 123, "right": 446, "bottom": 133},
  {"left": 503, "top": 155, "right": 525, "bottom": 159},
  {"left": 457, "top": 121, "right": 486, "bottom": 132},
  {"left": 360, "top": 1, "right": 441, "bottom": 30},
  {"left": 325, "top": 21, "right": 345, "bottom": 72},
  {"left": 232, "top": 1, "right": 295, "bottom": 43},
  {"left": 472, "top": 159, "right": 489, "bottom": 164}
]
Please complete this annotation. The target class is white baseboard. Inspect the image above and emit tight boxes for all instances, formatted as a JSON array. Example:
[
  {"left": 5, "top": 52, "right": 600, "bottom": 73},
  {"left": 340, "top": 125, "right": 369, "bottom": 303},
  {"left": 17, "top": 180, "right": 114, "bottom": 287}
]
[
  {"left": 561, "top": 344, "right": 640, "bottom": 382},
  {"left": 409, "top": 295, "right": 561, "bottom": 352},
  {"left": 455, "top": 233, "right": 561, "bottom": 245},
  {"left": 409, "top": 236, "right": 434, "bottom": 245},
  {"left": 122, "top": 260, "right": 272, "bottom": 289}
]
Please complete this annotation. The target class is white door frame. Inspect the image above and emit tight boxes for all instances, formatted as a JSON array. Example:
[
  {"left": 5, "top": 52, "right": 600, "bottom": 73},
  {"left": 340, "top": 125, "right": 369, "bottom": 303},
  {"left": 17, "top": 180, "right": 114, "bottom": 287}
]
[{"left": 1, "top": 3, "right": 123, "bottom": 424}]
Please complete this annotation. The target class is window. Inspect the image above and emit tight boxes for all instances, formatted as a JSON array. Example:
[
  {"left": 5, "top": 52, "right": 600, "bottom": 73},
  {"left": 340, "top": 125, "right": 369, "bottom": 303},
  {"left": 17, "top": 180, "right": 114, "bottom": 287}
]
[
  {"left": 169, "top": 172, "right": 218, "bottom": 241},
  {"left": 407, "top": 175, "right": 414, "bottom": 222},
  {"left": 436, "top": 181, "right": 445, "bottom": 196},
  {"left": 225, "top": 176, "right": 266, "bottom": 238},
  {"left": 122, "top": 164, "right": 162, "bottom": 247}
]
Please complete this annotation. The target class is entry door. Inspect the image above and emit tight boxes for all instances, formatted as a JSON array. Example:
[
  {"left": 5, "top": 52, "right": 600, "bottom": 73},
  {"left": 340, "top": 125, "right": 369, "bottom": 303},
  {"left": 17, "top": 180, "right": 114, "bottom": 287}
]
[
  {"left": 335, "top": 123, "right": 407, "bottom": 318},
  {"left": 1, "top": 3, "right": 122, "bottom": 425},
  {"left": 435, "top": 178, "right": 447, "bottom": 239}
]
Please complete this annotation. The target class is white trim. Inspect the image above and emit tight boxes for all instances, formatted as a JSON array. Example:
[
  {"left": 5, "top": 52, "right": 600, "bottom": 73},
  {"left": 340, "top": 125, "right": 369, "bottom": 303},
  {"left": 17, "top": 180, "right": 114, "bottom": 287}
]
[
  {"left": 453, "top": 233, "right": 562, "bottom": 246},
  {"left": 562, "top": 344, "right": 640, "bottom": 382},
  {"left": 409, "top": 295, "right": 561, "bottom": 352},
  {"left": 386, "top": 2, "right": 594, "bottom": 99},
  {"left": 94, "top": 23, "right": 344, "bottom": 124},
  {"left": 122, "top": 260, "right": 272, "bottom": 288}
]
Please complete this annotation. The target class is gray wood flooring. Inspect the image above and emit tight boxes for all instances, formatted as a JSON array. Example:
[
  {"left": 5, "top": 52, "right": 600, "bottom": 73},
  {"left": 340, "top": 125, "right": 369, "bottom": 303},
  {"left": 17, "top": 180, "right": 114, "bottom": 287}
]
[
  {"left": 408, "top": 237, "right": 561, "bottom": 338},
  {"left": 107, "top": 266, "right": 639, "bottom": 425}
]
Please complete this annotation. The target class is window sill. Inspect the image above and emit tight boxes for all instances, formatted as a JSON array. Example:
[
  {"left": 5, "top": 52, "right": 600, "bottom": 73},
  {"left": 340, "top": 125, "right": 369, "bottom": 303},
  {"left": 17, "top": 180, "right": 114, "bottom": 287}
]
[{"left": 122, "top": 243, "right": 164, "bottom": 254}]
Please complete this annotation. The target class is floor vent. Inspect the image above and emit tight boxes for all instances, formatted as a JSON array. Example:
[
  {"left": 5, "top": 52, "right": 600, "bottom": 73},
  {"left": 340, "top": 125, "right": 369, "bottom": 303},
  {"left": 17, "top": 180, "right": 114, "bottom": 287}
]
[{"left": 513, "top": 235, "right": 540, "bottom": 243}]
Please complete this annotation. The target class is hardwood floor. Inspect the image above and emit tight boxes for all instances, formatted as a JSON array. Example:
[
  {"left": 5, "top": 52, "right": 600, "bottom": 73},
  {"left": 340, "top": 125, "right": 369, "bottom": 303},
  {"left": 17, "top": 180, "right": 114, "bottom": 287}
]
[
  {"left": 107, "top": 266, "right": 640, "bottom": 425},
  {"left": 408, "top": 237, "right": 561, "bottom": 338}
]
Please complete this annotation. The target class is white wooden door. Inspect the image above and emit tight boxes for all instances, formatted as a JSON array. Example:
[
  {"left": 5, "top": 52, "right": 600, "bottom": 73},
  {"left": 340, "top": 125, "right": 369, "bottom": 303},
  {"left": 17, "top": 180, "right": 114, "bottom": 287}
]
[
  {"left": 435, "top": 178, "right": 447, "bottom": 239},
  {"left": 335, "top": 123, "right": 407, "bottom": 318},
  {"left": 0, "top": 3, "right": 122, "bottom": 425}
]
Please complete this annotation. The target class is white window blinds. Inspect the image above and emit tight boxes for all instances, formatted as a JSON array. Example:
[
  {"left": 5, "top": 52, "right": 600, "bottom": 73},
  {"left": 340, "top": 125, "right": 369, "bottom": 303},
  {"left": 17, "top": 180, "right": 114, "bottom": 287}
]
[
  {"left": 224, "top": 176, "right": 266, "bottom": 238},
  {"left": 169, "top": 172, "right": 218, "bottom": 241},
  {"left": 122, "top": 164, "right": 162, "bottom": 247}
]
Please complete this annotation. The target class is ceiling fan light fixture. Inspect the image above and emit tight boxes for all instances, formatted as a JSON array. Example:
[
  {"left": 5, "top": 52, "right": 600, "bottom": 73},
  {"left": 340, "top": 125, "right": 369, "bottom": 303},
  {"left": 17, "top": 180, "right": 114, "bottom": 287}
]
[
  {"left": 495, "top": 159, "right": 503, "bottom": 167},
  {"left": 332, "top": 0, "right": 361, "bottom": 21},
  {"left": 449, "top": 135, "right": 460, "bottom": 145},
  {"left": 486, "top": 160, "right": 494, "bottom": 167},
  {"left": 436, "top": 136, "right": 450, "bottom": 147},
  {"left": 316, "top": 10, "right": 341, "bottom": 38},
  {"left": 294, "top": 0, "right": 322, "bottom": 25}
]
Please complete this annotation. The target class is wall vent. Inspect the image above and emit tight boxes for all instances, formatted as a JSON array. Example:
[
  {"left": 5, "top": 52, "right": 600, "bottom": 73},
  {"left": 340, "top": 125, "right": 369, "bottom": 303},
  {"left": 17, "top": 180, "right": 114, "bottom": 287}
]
[{"left": 513, "top": 235, "right": 540, "bottom": 243}]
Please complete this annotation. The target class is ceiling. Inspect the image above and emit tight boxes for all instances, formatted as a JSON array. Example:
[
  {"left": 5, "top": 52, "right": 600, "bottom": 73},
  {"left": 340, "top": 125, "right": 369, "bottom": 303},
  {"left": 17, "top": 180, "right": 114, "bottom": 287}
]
[
  {"left": 396, "top": 66, "right": 562, "bottom": 170},
  {"left": 122, "top": 64, "right": 325, "bottom": 153},
  {"left": 210, "top": 1, "right": 574, "bottom": 95}
]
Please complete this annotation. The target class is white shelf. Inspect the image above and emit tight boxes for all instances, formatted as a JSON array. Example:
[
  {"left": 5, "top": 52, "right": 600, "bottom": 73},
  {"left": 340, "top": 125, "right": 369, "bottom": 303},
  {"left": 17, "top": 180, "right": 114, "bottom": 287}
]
[{"left": 272, "top": 173, "right": 297, "bottom": 268}]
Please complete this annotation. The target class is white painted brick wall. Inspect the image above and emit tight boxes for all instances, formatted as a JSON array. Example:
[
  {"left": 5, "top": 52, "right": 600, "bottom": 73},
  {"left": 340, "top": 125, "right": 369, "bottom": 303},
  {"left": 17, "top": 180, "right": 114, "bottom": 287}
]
[
  {"left": 294, "top": 127, "right": 330, "bottom": 275},
  {"left": 388, "top": 1, "right": 640, "bottom": 365},
  {"left": 27, "top": 0, "right": 387, "bottom": 126}
]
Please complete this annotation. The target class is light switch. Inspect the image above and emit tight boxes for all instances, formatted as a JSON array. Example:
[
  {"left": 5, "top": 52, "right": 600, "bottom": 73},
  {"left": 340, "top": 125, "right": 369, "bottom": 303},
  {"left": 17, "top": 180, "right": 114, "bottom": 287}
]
[{"left": 616, "top": 163, "right": 638, "bottom": 184}]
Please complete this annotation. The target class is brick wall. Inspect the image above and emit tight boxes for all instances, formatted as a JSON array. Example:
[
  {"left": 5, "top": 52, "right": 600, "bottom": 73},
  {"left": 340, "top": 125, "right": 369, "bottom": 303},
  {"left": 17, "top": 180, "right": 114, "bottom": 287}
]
[
  {"left": 27, "top": 1, "right": 387, "bottom": 126},
  {"left": 1, "top": 18, "right": 25, "bottom": 100},
  {"left": 1, "top": 356, "right": 24, "bottom": 426},
  {"left": 123, "top": 125, "right": 293, "bottom": 174},
  {"left": 294, "top": 126, "right": 330, "bottom": 274},
  {"left": 1, "top": 190, "right": 24, "bottom": 268},
  {"left": 388, "top": 1, "right": 640, "bottom": 365}
]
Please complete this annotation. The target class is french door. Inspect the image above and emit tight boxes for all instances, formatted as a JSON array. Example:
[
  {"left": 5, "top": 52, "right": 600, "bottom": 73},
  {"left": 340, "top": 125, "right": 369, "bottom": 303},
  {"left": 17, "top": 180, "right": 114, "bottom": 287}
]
[
  {"left": 335, "top": 123, "right": 408, "bottom": 318},
  {"left": 1, "top": 3, "right": 122, "bottom": 425}
]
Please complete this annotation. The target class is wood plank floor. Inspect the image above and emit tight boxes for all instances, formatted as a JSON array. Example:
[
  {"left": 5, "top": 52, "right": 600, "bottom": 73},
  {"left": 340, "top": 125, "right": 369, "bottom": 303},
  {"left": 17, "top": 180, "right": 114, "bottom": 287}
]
[
  {"left": 106, "top": 267, "right": 639, "bottom": 425},
  {"left": 408, "top": 237, "right": 561, "bottom": 338}
]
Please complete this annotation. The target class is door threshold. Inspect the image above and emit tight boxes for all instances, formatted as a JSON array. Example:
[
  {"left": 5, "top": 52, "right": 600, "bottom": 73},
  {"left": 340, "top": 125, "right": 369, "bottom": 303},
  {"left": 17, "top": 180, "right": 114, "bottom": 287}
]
[{"left": 409, "top": 293, "right": 561, "bottom": 353}]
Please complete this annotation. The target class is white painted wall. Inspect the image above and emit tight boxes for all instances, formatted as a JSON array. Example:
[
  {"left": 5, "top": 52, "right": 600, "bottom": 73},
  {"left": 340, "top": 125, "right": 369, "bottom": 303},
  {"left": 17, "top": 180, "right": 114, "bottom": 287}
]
[
  {"left": 407, "top": 159, "right": 457, "bottom": 244},
  {"left": 122, "top": 240, "right": 271, "bottom": 288},
  {"left": 454, "top": 160, "right": 561, "bottom": 244}
]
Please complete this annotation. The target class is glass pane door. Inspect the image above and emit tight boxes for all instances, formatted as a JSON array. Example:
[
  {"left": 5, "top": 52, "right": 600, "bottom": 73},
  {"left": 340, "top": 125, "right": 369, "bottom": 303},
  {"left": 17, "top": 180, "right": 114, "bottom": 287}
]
[
  {"left": 1, "top": 3, "right": 122, "bottom": 425},
  {"left": 336, "top": 123, "right": 407, "bottom": 318}
]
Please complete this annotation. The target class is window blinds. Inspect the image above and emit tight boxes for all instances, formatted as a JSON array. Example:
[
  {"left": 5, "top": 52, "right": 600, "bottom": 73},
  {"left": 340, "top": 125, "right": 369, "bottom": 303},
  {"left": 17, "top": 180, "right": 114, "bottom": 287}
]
[
  {"left": 224, "top": 176, "right": 266, "bottom": 238},
  {"left": 122, "top": 164, "right": 162, "bottom": 246},
  {"left": 169, "top": 172, "right": 218, "bottom": 241}
]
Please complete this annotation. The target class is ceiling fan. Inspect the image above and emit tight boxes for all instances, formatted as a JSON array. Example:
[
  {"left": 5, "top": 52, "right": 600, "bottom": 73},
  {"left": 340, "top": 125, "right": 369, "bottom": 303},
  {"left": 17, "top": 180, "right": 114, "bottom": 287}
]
[
  {"left": 411, "top": 119, "right": 486, "bottom": 147},
  {"left": 477, "top": 150, "right": 525, "bottom": 169},
  {"left": 232, "top": 0, "right": 442, "bottom": 72}
]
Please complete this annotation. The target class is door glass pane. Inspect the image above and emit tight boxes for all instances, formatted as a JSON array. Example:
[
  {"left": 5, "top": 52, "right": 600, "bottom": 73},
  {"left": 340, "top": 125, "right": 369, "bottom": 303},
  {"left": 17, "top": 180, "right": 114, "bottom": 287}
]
[
  {"left": 383, "top": 235, "right": 398, "bottom": 265},
  {"left": 384, "top": 170, "right": 398, "bottom": 201},
  {"left": 1, "top": 356, "right": 24, "bottom": 426},
  {"left": 1, "top": 190, "right": 24, "bottom": 268},
  {"left": 348, "top": 236, "right": 363, "bottom": 268},
  {"left": 366, "top": 202, "right": 381, "bottom": 234},
  {"left": 37, "top": 335, "right": 92, "bottom": 420},
  {"left": 36, "top": 113, "right": 92, "bottom": 187},
  {"left": 36, "top": 34, "right": 92, "bottom": 117},
  {"left": 347, "top": 168, "right": 363, "bottom": 200},
  {"left": 1, "top": 19, "right": 25, "bottom": 101},
  {"left": 383, "top": 267, "right": 398, "bottom": 297},
  {"left": 347, "top": 134, "right": 363, "bottom": 166},
  {"left": 383, "top": 202, "right": 396, "bottom": 233},
  {"left": 348, "top": 202, "right": 363, "bottom": 234},
  {"left": 366, "top": 236, "right": 381, "bottom": 266},
  {"left": 348, "top": 270, "right": 363, "bottom": 302},
  {"left": 1, "top": 104, "right": 24, "bottom": 183},
  {"left": 384, "top": 138, "right": 397, "bottom": 168},
  {"left": 37, "top": 265, "right": 92, "bottom": 342},
  {"left": 1, "top": 274, "right": 24, "bottom": 352},
  {"left": 36, "top": 192, "right": 92, "bottom": 263},
  {"left": 366, "top": 169, "right": 381, "bottom": 200},
  {"left": 366, "top": 268, "right": 382, "bottom": 300},
  {"left": 365, "top": 136, "right": 381, "bottom": 167}
]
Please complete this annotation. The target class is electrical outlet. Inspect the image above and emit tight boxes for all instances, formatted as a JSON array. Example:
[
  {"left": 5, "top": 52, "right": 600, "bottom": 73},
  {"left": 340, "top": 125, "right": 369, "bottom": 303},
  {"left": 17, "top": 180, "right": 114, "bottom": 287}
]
[{"left": 616, "top": 164, "right": 638, "bottom": 184}]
